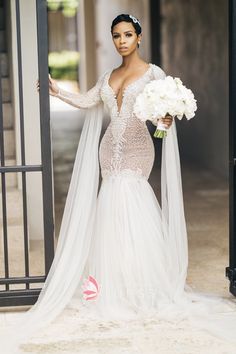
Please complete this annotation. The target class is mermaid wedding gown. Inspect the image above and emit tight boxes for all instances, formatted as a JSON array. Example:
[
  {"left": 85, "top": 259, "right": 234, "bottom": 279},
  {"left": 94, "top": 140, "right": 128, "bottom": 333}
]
[
  {"left": 54, "top": 63, "right": 187, "bottom": 320},
  {"left": 2, "top": 63, "right": 236, "bottom": 353}
]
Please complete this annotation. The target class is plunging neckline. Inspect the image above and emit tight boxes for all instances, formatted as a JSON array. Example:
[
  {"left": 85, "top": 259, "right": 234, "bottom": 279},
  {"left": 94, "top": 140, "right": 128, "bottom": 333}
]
[{"left": 107, "top": 63, "right": 152, "bottom": 115}]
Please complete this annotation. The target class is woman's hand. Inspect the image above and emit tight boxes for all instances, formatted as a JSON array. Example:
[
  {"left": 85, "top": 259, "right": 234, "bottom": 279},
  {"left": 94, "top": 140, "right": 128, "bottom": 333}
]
[
  {"left": 36, "top": 74, "right": 60, "bottom": 96},
  {"left": 48, "top": 74, "right": 60, "bottom": 96},
  {"left": 160, "top": 114, "right": 173, "bottom": 129}
]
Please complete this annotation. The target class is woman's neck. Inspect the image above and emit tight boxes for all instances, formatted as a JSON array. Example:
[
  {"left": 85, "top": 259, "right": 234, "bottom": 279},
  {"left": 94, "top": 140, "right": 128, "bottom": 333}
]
[{"left": 120, "top": 52, "right": 146, "bottom": 70}]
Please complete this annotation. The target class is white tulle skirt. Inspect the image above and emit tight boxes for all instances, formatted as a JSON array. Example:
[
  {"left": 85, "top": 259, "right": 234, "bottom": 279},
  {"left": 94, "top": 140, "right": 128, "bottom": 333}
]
[
  {"left": 67, "top": 173, "right": 236, "bottom": 345},
  {"left": 75, "top": 173, "right": 174, "bottom": 321}
]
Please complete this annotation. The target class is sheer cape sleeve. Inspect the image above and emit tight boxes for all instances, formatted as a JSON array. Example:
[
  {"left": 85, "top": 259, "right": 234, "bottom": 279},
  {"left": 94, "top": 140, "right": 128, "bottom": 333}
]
[
  {"left": 55, "top": 71, "right": 107, "bottom": 109},
  {"left": 152, "top": 63, "right": 189, "bottom": 294},
  {"left": 0, "top": 99, "right": 106, "bottom": 352}
]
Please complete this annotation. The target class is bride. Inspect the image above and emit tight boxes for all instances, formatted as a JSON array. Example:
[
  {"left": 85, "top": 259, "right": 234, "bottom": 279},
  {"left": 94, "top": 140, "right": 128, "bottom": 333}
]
[{"left": 3, "top": 13, "right": 236, "bottom": 353}]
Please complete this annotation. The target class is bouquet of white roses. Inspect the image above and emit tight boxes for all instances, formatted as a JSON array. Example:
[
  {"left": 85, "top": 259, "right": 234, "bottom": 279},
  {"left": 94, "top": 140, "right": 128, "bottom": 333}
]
[{"left": 133, "top": 76, "right": 197, "bottom": 138}]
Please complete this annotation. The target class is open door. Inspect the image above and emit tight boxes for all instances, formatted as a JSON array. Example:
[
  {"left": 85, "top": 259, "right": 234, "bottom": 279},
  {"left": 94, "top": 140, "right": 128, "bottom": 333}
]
[{"left": 0, "top": 0, "right": 54, "bottom": 306}]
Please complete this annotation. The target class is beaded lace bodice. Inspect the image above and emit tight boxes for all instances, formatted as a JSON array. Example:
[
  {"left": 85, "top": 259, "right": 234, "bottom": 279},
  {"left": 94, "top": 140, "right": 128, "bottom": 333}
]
[{"left": 57, "top": 63, "right": 166, "bottom": 180}]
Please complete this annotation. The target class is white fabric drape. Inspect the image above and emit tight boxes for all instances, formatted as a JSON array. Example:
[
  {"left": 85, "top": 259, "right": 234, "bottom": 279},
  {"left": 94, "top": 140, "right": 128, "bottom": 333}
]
[
  {"left": 1, "top": 103, "right": 104, "bottom": 352},
  {"left": 161, "top": 118, "right": 188, "bottom": 297}
]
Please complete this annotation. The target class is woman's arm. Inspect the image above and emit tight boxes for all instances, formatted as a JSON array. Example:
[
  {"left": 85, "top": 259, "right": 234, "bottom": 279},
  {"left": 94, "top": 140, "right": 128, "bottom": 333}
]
[
  {"left": 54, "top": 80, "right": 103, "bottom": 109},
  {"left": 152, "top": 64, "right": 173, "bottom": 129},
  {"left": 37, "top": 73, "right": 106, "bottom": 109}
]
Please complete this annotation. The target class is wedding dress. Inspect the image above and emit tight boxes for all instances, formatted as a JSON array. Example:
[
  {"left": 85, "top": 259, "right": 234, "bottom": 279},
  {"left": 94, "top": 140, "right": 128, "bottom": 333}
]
[{"left": 2, "top": 63, "right": 236, "bottom": 353}]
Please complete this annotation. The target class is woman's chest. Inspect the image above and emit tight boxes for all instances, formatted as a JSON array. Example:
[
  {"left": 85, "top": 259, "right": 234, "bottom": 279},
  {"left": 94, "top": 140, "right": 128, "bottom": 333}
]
[{"left": 100, "top": 71, "right": 153, "bottom": 118}]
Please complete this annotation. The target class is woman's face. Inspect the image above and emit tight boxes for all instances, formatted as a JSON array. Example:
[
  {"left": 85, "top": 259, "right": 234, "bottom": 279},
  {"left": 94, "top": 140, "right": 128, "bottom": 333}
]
[{"left": 111, "top": 21, "right": 141, "bottom": 56}]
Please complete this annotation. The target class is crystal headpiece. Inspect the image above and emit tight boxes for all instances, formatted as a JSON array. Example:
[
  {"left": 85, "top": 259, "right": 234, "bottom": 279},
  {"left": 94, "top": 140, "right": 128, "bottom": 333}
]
[{"left": 129, "top": 15, "right": 141, "bottom": 27}]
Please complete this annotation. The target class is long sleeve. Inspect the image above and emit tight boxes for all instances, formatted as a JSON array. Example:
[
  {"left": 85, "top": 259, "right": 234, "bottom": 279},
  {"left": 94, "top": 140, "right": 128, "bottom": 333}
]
[
  {"left": 55, "top": 71, "right": 107, "bottom": 109},
  {"left": 151, "top": 64, "right": 167, "bottom": 126}
]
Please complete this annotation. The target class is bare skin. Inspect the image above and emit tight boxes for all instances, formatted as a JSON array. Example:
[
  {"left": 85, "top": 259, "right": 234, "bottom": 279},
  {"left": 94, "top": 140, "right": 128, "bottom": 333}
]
[
  {"left": 36, "top": 74, "right": 58, "bottom": 96},
  {"left": 109, "top": 21, "right": 172, "bottom": 128},
  {"left": 36, "top": 21, "right": 173, "bottom": 129}
]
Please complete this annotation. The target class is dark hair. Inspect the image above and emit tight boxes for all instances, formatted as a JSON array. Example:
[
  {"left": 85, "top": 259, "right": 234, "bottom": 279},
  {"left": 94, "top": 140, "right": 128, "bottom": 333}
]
[{"left": 111, "top": 14, "right": 142, "bottom": 36}]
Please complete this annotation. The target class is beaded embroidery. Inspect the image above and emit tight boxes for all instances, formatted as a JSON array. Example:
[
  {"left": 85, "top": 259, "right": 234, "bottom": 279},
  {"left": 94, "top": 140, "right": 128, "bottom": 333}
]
[{"left": 56, "top": 64, "right": 166, "bottom": 180}]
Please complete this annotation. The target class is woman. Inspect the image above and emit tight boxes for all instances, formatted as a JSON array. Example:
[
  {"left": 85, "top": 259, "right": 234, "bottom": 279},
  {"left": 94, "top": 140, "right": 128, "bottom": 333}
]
[{"left": 3, "top": 13, "right": 236, "bottom": 353}]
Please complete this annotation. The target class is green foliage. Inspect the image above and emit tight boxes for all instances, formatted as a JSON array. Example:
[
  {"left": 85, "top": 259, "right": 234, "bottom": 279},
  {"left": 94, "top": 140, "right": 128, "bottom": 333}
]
[
  {"left": 47, "top": 0, "right": 79, "bottom": 17},
  {"left": 48, "top": 51, "right": 80, "bottom": 80}
]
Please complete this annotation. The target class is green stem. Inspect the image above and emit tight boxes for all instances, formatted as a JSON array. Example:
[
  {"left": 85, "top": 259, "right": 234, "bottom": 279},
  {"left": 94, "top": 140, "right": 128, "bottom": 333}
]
[{"left": 153, "top": 129, "right": 167, "bottom": 139}]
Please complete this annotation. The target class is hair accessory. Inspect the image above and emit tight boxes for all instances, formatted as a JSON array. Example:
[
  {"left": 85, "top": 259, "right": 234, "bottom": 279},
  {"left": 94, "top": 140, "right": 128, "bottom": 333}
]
[{"left": 129, "top": 15, "right": 141, "bottom": 27}]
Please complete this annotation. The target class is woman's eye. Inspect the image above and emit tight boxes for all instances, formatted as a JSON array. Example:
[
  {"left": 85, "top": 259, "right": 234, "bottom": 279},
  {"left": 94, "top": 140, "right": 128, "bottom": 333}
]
[
  {"left": 126, "top": 33, "right": 132, "bottom": 37},
  {"left": 113, "top": 35, "right": 119, "bottom": 39}
]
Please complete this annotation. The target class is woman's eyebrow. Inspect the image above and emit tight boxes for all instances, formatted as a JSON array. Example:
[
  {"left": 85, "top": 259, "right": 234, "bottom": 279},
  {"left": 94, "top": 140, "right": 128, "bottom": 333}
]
[{"left": 112, "top": 30, "right": 134, "bottom": 35}]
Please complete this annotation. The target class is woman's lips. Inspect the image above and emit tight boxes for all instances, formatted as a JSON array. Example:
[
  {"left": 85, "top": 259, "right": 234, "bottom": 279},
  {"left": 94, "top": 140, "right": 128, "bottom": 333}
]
[{"left": 119, "top": 47, "right": 128, "bottom": 51}]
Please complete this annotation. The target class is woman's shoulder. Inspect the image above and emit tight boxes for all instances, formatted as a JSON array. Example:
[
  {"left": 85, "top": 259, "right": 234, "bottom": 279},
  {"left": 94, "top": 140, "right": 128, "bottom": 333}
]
[
  {"left": 98, "top": 69, "right": 110, "bottom": 82},
  {"left": 94, "top": 69, "right": 111, "bottom": 87},
  {"left": 149, "top": 63, "right": 166, "bottom": 79}
]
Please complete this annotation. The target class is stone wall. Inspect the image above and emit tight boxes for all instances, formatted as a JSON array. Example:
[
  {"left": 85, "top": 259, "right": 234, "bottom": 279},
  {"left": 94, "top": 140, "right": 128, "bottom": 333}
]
[{"left": 161, "top": 0, "right": 228, "bottom": 178}]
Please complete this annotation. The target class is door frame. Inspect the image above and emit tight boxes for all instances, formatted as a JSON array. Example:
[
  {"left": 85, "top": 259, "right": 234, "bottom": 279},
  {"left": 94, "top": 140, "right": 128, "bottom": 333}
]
[{"left": 226, "top": 0, "right": 236, "bottom": 296}]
